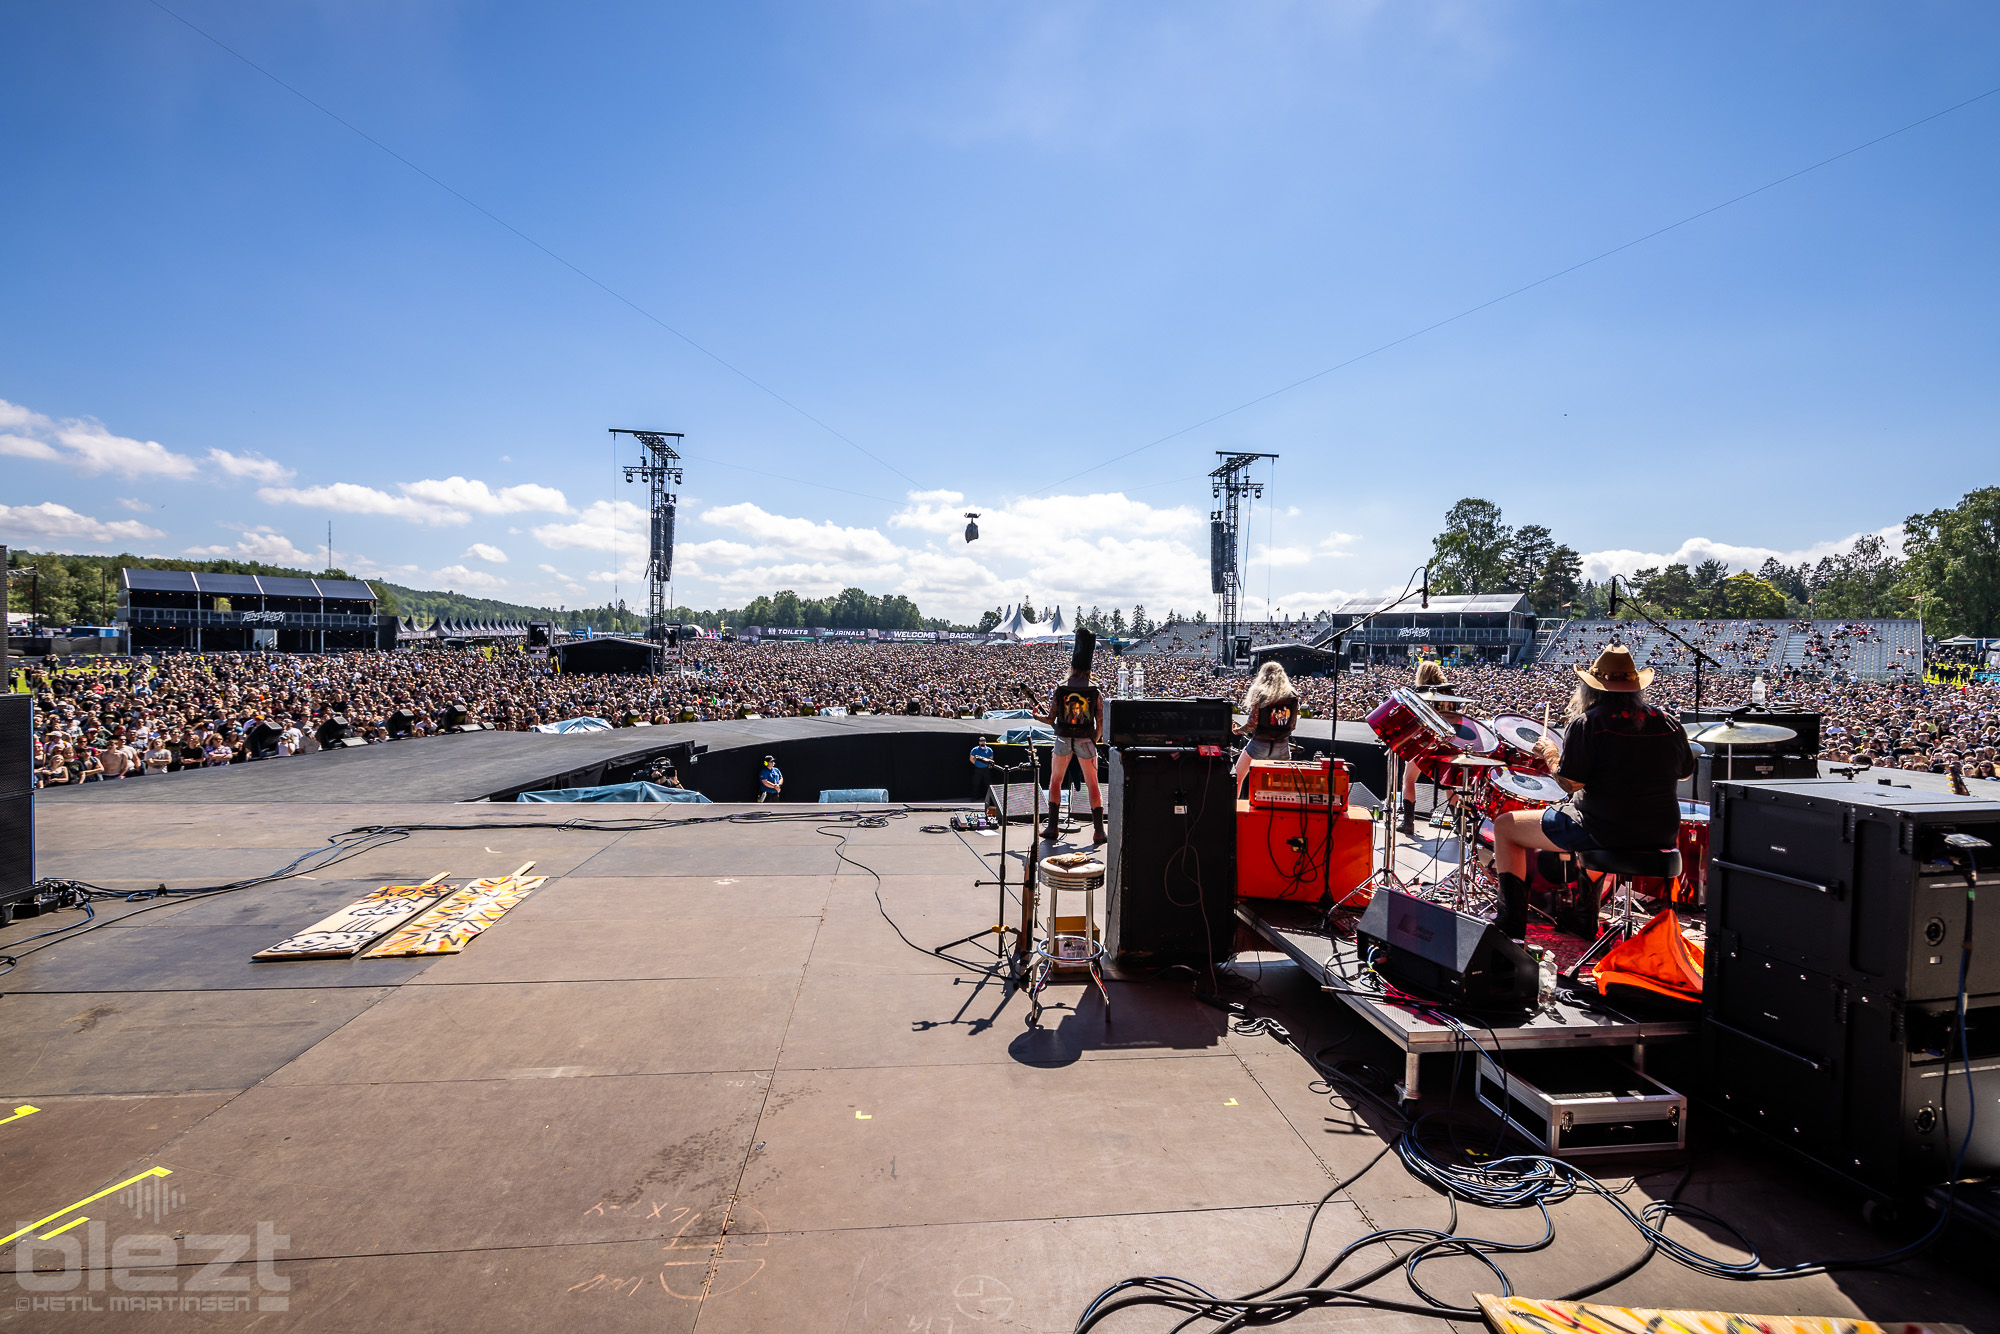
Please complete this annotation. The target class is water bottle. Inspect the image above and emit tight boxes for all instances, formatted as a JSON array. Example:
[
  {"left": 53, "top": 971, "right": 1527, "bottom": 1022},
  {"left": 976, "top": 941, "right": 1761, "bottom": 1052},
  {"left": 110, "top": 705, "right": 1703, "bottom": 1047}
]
[
  {"left": 1134, "top": 664, "right": 1146, "bottom": 697},
  {"left": 1117, "top": 663, "right": 1131, "bottom": 698},
  {"left": 1751, "top": 674, "right": 1768, "bottom": 706},
  {"left": 1060, "top": 786, "right": 1072, "bottom": 827}
]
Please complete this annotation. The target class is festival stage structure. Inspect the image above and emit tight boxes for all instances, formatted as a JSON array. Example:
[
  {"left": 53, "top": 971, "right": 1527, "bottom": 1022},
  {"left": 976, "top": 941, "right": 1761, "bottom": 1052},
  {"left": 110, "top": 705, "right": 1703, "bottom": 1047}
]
[
  {"left": 5, "top": 710, "right": 1995, "bottom": 1328},
  {"left": 116, "top": 569, "right": 389, "bottom": 654}
]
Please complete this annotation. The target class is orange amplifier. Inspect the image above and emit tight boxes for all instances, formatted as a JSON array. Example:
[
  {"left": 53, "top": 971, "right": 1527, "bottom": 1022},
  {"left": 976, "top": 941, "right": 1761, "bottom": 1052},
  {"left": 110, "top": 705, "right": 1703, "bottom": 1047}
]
[
  {"left": 1246, "top": 758, "right": 1349, "bottom": 812},
  {"left": 1236, "top": 801, "right": 1374, "bottom": 908}
]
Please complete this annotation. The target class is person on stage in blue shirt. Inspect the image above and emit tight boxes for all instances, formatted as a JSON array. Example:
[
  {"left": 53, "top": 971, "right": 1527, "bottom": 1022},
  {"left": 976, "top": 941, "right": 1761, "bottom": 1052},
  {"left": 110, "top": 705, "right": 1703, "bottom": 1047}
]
[
  {"left": 969, "top": 737, "right": 995, "bottom": 769},
  {"left": 758, "top": 755, "right": 784, "bottom": 802}
]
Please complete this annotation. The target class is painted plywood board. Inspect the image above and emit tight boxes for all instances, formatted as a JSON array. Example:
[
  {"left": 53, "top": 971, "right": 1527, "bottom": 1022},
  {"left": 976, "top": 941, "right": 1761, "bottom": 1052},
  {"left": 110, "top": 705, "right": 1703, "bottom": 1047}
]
[
  {"left": 1478, "top": 1295, "right": 1968, "bottom": 1334},
  {"left": 252, "top": 875, "right": 454, "bottom": 960},
  {"left": 360, "top": 868, "right": 546, "bottom": 958}
]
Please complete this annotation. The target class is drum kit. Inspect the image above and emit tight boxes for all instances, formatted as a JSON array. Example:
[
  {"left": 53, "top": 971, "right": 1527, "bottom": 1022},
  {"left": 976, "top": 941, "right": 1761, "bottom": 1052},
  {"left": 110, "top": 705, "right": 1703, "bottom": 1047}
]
[
  {"left": 1364, "top": 687, "right": 1567, "bottom": 912},
  {"left": 1359, "top": 691, "right": 1796, "bottom": 922}
]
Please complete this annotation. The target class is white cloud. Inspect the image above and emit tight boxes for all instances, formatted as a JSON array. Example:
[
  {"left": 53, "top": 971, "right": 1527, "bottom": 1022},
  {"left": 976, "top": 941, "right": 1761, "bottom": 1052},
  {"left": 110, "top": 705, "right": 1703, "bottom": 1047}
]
[
  {"left": 0, "top": 501, "right": 165, "bottom": 548},
  {"left": 530, "top": 499, "right": 652, "bottom": 553},
  {"left": 705, "top": 503, "right": 904, "bottom": 564},
  {"left": 0, "top": 398, "right": 200, "bottom": 479},
  {"left": 116, "top": 497, "right": 154, "bottom": 512},
  {"left": 430, "top": 564, "right": 507, "bottom": 591},
  {"left": 258, "top": 482, "right": 467, "bottom": 525},
  {"left": 183, "top": 525, "right": 319, "bottom": 567},
  {"left": 464, "top": 543, "right": 508, "bottom": 563},
  {"left": 1578, "top": 526, "right": 1904, "bottom": 584},
  {"left": 259, "top": 475, "right": 572, "bottom": 526},
  {"left": 207, "top": 448, "right": 295, "bottom": 484},
  {"left": 1255, "top": 544, "right": 1315, "bottom": 567},
  {"left": 401, "top": 476, "right": 570, "bottom": 515}
]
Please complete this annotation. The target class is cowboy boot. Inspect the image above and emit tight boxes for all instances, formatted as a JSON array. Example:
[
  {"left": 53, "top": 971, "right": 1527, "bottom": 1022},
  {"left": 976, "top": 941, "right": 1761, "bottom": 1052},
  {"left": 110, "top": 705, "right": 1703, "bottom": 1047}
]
[
  {"left": 1496, "top": 873, "right": 1530, "bottom": 941},
  {"left": 1397, "top": 805, "right": 1416, "bottom": 838},
  {"left": 1090, "top": 807, "right": 1106, "bottom": 845},
  {"left": 1042, "top": 811, "right": 1063, "bottom": 844}
]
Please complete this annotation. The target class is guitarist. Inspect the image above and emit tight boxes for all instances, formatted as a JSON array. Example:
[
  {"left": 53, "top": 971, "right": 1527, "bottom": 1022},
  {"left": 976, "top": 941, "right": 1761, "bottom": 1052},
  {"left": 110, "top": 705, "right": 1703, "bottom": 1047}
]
[{"left": 1025, "top": 629, "right": 1105, "bottom": 845}]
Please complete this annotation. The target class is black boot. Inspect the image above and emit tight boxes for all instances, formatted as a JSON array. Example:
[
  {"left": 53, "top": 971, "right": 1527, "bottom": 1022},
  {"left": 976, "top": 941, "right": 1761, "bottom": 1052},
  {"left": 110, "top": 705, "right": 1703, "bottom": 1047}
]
[
  {"left": 1091, "top": 807, "right": 1106, "bottom": 845},
  {"left": 1397, "top": 805, "right": 1416, "bottom": 838},
  {"left": 1042, "top": 811, "right": 1062, "bottom": 844},
  {"left": 1497, "top": 873, "right": 1530, "bottom": 941}
]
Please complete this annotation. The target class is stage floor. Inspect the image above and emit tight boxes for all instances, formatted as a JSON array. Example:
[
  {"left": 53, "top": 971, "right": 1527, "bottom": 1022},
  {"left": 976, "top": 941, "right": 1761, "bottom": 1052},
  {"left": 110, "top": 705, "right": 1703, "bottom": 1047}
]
[{"left": 2, "top": 797, "right": 1993, "bottom": 1330}]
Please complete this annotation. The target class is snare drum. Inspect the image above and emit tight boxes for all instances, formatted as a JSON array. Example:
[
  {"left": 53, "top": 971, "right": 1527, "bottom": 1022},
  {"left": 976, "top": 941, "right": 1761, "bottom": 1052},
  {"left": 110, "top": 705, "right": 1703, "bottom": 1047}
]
[
  {"left": 1672, "top": 800, "right": 1711, "bottom": 906},
  {"left": 1364, "top": 688, "right": 1457, "bottom": 762},
  {"left": 1481, "top": 766, "right": 1568, "bottom": 818},
  {"left": 1491, "top": 713, "right": 1559, "bottom": 772}
]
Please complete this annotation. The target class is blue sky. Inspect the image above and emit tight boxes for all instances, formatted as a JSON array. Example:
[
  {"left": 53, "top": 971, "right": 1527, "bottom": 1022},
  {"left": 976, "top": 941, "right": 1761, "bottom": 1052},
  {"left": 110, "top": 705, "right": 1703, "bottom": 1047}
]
[{"left": 4, "top": 1, "right": 1996, "bottom": 622}]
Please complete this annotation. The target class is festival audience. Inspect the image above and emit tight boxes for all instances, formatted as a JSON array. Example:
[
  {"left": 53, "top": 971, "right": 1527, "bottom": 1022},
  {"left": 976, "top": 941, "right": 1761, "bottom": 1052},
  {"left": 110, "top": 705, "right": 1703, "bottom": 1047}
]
[{"left": 16, "top": 636, "right": 1998, "bottom": 788}]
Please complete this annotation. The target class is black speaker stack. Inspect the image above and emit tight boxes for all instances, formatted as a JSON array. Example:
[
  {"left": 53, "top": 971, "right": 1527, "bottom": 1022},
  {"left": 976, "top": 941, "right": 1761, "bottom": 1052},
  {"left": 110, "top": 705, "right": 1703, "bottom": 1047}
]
[
  {"left": 1104, "top": 743, "right": 1236, "bottom": 967},
  {"left": 0, "top": 694, "right": 35, "bottom": 922},
  {"left": 1703, "top": 778, "right": 2000, "bottom": 1196}
]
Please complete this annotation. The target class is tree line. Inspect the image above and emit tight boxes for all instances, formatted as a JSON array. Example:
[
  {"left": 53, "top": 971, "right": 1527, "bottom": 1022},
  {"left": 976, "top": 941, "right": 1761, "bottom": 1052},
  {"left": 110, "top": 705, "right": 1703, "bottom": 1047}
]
[{"left": 1423, "top": 486, "right": 2000, "bottom": 636}]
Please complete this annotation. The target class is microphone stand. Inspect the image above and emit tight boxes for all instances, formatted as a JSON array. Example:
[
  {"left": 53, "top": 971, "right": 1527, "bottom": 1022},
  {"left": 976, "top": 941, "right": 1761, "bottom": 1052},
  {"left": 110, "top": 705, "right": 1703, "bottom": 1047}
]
[
  {"left": 1314, "top": 564, "right": 1430, "bottom": 908},
  {"left": 1608, "top": 575, "right": 1724, "bottom": 721}
]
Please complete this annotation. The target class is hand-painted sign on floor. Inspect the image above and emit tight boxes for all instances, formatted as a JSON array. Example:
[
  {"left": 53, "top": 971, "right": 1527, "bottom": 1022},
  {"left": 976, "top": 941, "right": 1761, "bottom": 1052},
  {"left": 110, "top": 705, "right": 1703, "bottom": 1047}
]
[
  {"left": 1477, "top": 1294, "right": 1966, "bottom": 1334},
  {"left": 361, "top": 862, "right": 545, "bottom": 958},
  {"left": 252, "top": 873, "right": 454, "bottom": 959}
]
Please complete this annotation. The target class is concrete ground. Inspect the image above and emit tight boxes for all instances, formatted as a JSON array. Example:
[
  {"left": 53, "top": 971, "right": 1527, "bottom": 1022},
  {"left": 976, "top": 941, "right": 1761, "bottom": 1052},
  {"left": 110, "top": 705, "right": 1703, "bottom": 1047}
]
[{"left": 1, "top": 797, "right": 1992, "bottom": 1331}]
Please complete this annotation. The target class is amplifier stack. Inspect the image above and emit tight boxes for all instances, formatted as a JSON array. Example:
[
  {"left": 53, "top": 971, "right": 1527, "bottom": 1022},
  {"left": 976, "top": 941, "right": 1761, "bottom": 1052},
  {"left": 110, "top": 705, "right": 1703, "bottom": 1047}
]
[
  {"left": 0, "top": 694, "right": 35, "bottom": 923},
  {"left": 1703, "top": 778, "right": 2000, "bottom": 1196}
]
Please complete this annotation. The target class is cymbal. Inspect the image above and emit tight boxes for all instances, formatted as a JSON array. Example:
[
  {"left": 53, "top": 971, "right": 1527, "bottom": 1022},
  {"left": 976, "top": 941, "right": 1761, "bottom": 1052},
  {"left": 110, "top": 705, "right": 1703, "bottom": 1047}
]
[
  {"left": 1688, "top": 721, "right": 1797, "bottom": 745},
  {"left": 1441, "top": 754, "right": 1504, "bottom": 767},
  {"left": 1416, "top": 690, "right": 1473, "bottom": 704}
]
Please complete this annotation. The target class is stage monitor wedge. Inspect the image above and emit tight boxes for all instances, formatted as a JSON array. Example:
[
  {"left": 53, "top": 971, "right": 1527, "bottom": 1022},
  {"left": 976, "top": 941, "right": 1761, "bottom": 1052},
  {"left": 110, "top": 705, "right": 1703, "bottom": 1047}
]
[{"left": 1355, "top": 888, "right": 1537, "bottom": 1009}]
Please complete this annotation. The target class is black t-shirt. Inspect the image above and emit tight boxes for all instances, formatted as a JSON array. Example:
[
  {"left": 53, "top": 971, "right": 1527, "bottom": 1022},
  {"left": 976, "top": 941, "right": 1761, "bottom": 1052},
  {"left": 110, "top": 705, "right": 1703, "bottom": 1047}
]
[
  {"left": 1051, "top": 684, "right": 1102, "bottom": 739},
  {"left": 1557, "top": 699, "right": 1695, "bottom": 849},
  {"left": 1252, "top": 694, "right": 1299, "bottom": 741}
]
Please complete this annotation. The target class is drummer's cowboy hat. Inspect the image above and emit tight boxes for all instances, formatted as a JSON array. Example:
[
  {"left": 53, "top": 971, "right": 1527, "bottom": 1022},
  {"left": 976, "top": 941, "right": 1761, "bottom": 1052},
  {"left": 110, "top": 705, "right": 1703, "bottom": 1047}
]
[{"left": 1576, "top": 645, "right": 1653, "bottom": 692}]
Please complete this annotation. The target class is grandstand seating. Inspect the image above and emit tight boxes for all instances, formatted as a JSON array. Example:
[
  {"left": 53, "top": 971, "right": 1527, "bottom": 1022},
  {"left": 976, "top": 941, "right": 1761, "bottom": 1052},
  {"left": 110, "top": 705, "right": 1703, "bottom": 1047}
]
[
  {"left": 1530, "top": 618, "right": 1921, "bottom": 679},
  {"left": 1124, "top": 620, "right": 1331, "bottom": 659}
]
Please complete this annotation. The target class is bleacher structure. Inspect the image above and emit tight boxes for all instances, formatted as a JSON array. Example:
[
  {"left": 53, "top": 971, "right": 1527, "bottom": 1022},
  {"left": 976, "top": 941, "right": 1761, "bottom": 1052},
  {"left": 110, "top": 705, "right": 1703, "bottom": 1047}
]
[{"left": 1530, "top": 618, "right": 1924, "bottom": 680}]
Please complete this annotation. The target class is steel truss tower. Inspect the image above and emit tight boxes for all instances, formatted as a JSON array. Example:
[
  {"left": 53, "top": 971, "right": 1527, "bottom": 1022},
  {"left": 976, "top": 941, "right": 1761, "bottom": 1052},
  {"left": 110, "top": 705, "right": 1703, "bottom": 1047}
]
[
  {"left": 1209, "top": 451, "right": 1278, "bottom": 668},
  {"left": 612, "top": 428, "right": 684, "bottom": 654}
]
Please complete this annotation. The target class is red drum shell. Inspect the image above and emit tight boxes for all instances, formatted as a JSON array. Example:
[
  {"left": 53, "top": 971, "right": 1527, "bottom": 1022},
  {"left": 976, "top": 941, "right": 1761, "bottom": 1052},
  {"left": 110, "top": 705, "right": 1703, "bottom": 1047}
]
[
  {"left": 1480, "top": 767, "right": 1567, "bottom": 818},
  {"left": 1448, "top": 716, "right": 1499, "bottom": 757},
  {"left": 1490, "top": 713, "right": 1557, "bottom": 773},
  {"left": 1364, "top": 688, "right": 1457, "bottom": 763},
  {"left": 1672, "top": 800, "right": 1710, "bottom": 906}
]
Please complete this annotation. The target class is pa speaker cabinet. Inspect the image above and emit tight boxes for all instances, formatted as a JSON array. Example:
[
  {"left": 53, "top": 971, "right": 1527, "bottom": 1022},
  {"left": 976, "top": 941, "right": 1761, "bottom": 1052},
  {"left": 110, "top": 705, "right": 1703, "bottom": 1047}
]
[
  {"left": 1709, "top": 779, "right": 2000, "bottom": 998},
  {"left": 0, "top": 694, "right": 33, "bottom": 913},
  {"left": 1104, "top": 746, "right": 1236, "bottom": 966}
]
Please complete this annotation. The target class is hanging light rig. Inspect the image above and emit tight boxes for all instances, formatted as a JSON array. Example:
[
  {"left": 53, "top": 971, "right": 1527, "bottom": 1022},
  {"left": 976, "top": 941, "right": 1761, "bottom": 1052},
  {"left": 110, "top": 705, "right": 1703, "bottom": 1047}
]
[
  {"left": 964, "top": 512, "right": 981, "bottom": 543},
  {"left": 612, "top": 428, "right": 684, "bottom": 664}
]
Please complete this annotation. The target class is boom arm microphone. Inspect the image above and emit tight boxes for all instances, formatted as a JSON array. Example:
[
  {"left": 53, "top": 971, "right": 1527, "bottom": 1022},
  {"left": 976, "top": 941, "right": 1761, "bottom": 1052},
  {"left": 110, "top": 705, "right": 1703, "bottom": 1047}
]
[
  {"left": 1608, "top": 575, "right": 1619, "bottom": 617},
  {"left": 1420, "top": 564, "right": 1429, "bottom": 610}
]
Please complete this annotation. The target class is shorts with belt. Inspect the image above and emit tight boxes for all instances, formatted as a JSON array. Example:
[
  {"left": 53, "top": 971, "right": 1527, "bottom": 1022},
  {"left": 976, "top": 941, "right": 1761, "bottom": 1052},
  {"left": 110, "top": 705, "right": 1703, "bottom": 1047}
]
[{"left": 1054, "top": 736, "right": 1097, "bottom": 760}]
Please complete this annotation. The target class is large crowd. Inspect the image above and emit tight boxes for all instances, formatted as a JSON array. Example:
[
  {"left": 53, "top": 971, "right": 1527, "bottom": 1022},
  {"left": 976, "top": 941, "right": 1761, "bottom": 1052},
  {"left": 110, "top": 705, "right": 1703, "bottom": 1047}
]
[{"left": 18, "top": 637, "right": 1999, "bottom": 788}]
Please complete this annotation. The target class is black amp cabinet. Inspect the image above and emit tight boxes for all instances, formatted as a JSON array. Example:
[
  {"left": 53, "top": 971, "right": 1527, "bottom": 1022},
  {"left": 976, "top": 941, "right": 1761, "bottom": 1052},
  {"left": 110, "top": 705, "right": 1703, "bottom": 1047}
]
[
  {"left": 1702, "top": 779, "right": 2000, "bottom": 1195},
  {"left": 1103, "top": 745, "right": 1236, "bottom": 967},
  {"left": 0, "top": 694, "right": 34, "bottom": 918}
]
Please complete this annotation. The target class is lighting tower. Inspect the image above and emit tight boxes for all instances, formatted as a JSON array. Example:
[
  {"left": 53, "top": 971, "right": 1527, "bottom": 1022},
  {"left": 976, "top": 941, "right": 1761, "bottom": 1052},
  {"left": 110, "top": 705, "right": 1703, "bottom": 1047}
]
[
  {"left": 1209, "top": 451, "right": 1278, "bottom": 668},
  {"left": 612, "top": 428, "right": 684, "bottom": 654}
]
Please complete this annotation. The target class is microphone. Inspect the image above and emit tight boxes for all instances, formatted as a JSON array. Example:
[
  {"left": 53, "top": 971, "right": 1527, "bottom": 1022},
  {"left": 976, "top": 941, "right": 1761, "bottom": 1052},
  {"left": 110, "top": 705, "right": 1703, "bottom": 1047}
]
[
  {"left": 1420, "top": 565, "right": 1429, "bottom": 610},
  {"left": 1608, "top": 576, "right": 1619, "bottom": 617}
]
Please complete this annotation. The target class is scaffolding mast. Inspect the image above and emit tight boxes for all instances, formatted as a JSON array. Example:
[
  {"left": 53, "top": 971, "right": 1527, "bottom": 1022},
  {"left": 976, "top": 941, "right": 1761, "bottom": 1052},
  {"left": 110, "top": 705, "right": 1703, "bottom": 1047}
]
[
  {"left": 612, "top": 428, "right": 684, "bottom": 655},
  {"left": 1209, "top": 452, "right": 1278, "bottom": 668}
]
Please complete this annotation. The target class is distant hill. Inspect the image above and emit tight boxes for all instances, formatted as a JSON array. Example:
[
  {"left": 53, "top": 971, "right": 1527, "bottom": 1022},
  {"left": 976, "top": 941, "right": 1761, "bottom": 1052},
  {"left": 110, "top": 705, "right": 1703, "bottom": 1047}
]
[{"left": 375, "top": 582, "right": 562, "bottom": 624}]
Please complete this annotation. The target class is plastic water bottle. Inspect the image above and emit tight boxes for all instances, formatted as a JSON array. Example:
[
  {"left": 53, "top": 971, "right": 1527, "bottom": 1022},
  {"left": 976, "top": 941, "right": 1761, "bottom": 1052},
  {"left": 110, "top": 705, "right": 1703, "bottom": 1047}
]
[
  {"left": 1538, "top": 950, "right": 1557, "bottom": 1009},
  {"left": 1117, "top": 663, "right": 1131, "bottom": 698},
  {"left": 1134, "top": 664, "right": 1146, "bottom": 697},
  {"left": 1751, "top": 674, "right": 1768, "bottom": 706}
]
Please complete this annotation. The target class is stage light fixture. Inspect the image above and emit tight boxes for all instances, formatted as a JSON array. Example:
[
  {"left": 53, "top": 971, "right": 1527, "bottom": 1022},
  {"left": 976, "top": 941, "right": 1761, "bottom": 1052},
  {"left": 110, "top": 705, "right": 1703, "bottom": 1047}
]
[{"left": 964, "top": 512, "right": 980, "bottom": 543}]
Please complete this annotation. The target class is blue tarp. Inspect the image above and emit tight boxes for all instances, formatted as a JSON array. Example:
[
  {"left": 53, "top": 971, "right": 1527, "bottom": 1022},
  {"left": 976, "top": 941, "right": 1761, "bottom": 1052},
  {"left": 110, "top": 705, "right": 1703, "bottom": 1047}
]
[
  {"left": 818, "top": 788, "right": 890, "bottom": 803},
  {"left": 1000, "top": 724, "right": 1056, "bottom": 744},
  {"left": 981, "top": 708, "right": 1035, "bottom": 719},
  {"left": 532, "top": 716, "right": 613, "bottom": 733},
  {"left": 517, "top": 782, "right": 712, "bottom": 803}
]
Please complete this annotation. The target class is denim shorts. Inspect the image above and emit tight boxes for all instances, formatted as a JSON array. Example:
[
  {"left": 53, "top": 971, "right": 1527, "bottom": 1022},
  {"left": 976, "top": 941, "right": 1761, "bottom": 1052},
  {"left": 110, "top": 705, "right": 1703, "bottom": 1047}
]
[
  {"left": 1054, "top": 736, "right": 1097, "bottom": 760},
  {"left": 1540, "top": 805, "right": 1602, "bottom": 853},
  {"left": 1240, "top": 737, "right": 1290, "bottom": 762}
]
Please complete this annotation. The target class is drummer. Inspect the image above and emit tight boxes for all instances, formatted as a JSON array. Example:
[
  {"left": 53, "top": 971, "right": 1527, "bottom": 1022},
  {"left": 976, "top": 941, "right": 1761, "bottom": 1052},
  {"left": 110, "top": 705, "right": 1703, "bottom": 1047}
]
[
  {"left": 1398, "top": 659, "right": 1468, "bottom": 837},
  {"left": 1488, "top": 645, "right": 1695, "bottom": 941}
]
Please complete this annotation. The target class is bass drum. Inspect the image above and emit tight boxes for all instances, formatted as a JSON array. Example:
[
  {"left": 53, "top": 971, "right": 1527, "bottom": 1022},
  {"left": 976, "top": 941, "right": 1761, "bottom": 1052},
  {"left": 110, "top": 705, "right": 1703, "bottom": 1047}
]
[
  {"left": 1364, "top": 688, "right": 1457, "bottom": 763},
  {"left": 1672, "top": 800, "right": 1710, "bottom": 906},
  {"left": 1481, "top": 766, "right": 1568, "bottom": 818},
  {"left": 1491, "top": 713, "right": 1559, "bottom": 772}
]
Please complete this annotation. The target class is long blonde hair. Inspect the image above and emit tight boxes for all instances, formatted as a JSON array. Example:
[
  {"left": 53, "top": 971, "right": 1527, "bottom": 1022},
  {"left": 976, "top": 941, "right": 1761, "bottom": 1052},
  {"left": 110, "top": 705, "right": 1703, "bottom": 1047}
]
[
  {"left": 1242, "top": 661, "right": 1293, "bottom": 714},
  {"left": 1414, "top": 659, "right": 1450, "bottom": 689},
  {"left": 1565, "top": 682, "right": 1646, "bottom": 723}
]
